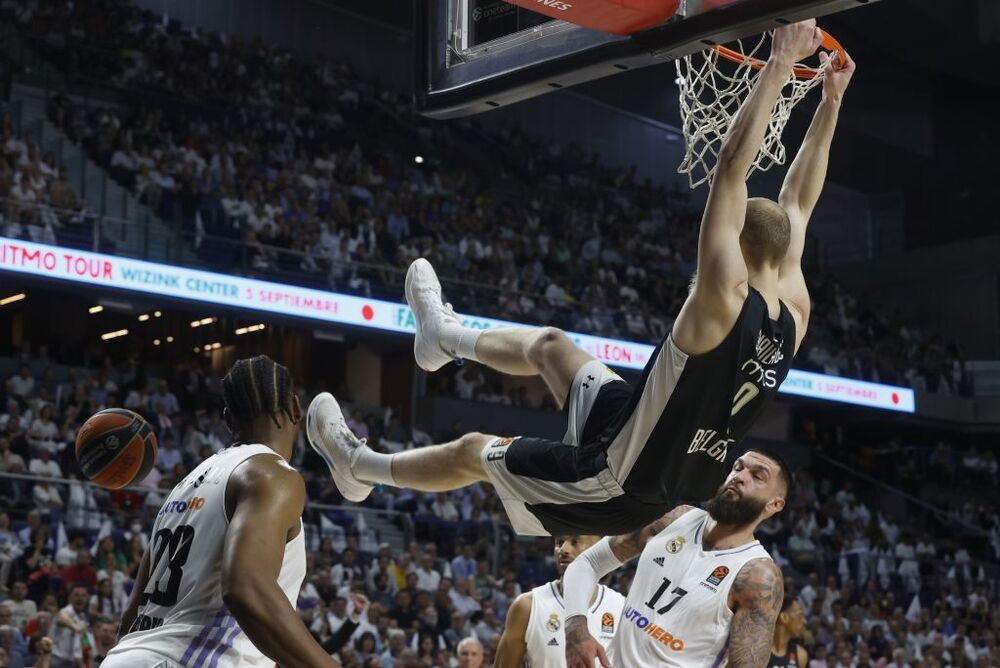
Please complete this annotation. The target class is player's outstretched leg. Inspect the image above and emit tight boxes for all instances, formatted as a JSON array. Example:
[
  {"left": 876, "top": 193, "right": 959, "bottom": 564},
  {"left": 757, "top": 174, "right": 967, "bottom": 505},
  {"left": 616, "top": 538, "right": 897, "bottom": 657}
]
[
  {"left": 307, "top": 391, "right": 493, "bottom": 499},
  {"left": 405, "top": 258, "right": 594, "bottom": 406},
  {"left": 306, "top": 392, "right": 376, "bottom": 502}
]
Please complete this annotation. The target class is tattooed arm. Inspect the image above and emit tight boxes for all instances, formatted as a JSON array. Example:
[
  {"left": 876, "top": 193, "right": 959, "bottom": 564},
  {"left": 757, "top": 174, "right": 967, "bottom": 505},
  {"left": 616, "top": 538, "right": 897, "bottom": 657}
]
[
  {"left": 565, "top": 505, "right": 694, "bottom": 668},
  {"left": 727, "top": 558, "right": 784, "bottom": 668}
]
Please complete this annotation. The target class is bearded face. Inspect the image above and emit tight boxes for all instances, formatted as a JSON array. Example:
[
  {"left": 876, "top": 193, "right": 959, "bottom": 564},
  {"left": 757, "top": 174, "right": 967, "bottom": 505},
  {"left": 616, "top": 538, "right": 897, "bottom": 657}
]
[{"left": 705, "top": 481, "right": 767, "bottom": 525}]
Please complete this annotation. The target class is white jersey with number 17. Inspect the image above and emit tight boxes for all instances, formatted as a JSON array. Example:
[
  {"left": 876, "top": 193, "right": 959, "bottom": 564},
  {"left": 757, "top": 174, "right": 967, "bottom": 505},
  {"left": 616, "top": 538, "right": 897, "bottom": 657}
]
[
  {"left": 106, "top": 444, "right": 306, "bottom": 667},
  {"left": 609, "top": 508, "right": 772, "bottom": 668}
]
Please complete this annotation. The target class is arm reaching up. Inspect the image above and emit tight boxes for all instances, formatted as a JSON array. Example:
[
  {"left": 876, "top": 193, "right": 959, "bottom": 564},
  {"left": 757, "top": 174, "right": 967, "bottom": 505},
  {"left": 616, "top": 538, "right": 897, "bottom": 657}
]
[
  {"left": 674, "top": 21, "right": 825, "bottom": 356},
  {"left": 778, "top": 49, "right": 856, "bottom": 350}
]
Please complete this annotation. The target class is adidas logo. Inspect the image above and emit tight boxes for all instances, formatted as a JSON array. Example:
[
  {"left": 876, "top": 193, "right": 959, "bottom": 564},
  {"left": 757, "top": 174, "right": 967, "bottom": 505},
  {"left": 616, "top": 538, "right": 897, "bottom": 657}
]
[
  {"left": 653, "top": 557, "right": 665, "bottom": 567},
  {"left": 548, "top": 638, "right": 559, "bottom": 646}
]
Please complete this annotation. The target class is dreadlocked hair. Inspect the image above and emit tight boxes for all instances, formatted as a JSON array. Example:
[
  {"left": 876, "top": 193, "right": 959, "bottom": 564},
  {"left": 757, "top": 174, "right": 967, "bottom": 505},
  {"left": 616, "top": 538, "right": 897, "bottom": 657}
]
[{"left": 222, "top": 355, "right": 294, "bottom": 428}]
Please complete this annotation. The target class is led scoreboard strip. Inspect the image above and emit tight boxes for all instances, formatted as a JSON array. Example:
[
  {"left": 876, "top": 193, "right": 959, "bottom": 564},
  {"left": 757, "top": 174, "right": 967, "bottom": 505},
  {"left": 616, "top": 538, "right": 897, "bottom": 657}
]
[{"left": 0, "top": 238, "right": 916, "bottom": 413}]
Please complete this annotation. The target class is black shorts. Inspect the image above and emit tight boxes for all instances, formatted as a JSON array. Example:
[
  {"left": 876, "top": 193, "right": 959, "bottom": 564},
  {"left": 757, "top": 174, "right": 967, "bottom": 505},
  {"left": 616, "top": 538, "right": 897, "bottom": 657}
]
[{"left": 480, "top": 358, "right": 677, "bottom": 536}]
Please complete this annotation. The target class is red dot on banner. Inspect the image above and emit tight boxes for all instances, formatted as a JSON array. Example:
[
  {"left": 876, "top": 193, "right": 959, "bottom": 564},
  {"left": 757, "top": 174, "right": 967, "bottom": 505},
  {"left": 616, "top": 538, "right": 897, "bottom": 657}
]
[
  {"left": 891, "top": 392, "right": 899, "bottom": 404},
  {"left": 362, "top": 305, "right": 374, "bottom": 320}
]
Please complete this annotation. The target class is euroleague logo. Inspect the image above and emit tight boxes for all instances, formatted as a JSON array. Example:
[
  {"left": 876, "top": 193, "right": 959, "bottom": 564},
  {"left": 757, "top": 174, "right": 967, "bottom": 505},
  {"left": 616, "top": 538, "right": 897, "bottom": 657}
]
[
  {"left": 601, "top": 612, "right": 615, "bottom": 634},
  {"left": 486, "top": 436, "right": 516, "bottom": 462},
  {"left": 706, "top": 566, "right": 730, "bottom": 586},
  {"left": 105, "top": 435, "right": 120, "bottom": 451}
]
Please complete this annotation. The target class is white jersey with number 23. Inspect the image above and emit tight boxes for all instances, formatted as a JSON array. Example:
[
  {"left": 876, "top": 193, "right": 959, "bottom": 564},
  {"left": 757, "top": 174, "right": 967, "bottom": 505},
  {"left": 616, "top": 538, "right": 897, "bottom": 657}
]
[{"left": 105, "top": 444, "right": 306, "bottom": 668}]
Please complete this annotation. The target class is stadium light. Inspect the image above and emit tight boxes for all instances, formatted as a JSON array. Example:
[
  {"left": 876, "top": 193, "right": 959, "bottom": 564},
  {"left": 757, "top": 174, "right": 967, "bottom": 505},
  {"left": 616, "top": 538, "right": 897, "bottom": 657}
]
[
  {"left": 88, "top": 305, "right": 104, "bottom": 314},
  {"left": 235, "top": 324, "right": 266, "bottom": 335},
  {"left": 0, "top": 293, "right": 26, "bottom": 306},
  {"left": 414, "top": 155, "right": 424, "bottom": 164},
  {"left": 138, "top": 313, "right": 150, "bottom": 322},
  {"left": 154, "top": 311, "right": 162, "bottom": 317},
  {"left": 101, "top": 329, "right": 128, "bottom": 341},
  {"left": 190, "top": 317, "right": 215, "bottom": 328},
  {"left": 166, "top": 336, "right": 174, "bottom": 343},
  {"left": 153, "top": 339, "right": 161, "bottom": 346}
]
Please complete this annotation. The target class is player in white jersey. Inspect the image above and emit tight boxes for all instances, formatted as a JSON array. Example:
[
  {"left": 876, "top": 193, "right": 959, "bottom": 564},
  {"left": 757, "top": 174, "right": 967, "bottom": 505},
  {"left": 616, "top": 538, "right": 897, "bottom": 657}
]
[
  {"left": 562, "top": 449, "right": 791, "bottom": 668},
  {"left": 104, "top": 356, "right": 341, "bottom": 668},
  {"left": 495, "top": 535, "right": 625, "bottom": 667}
]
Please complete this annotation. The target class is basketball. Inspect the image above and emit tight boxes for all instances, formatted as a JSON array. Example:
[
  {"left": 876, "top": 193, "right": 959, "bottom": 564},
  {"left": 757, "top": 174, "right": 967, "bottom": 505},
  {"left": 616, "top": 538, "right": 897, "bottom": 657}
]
[{"left": 75, "top": 408, "right": 158, "bottom": 489}]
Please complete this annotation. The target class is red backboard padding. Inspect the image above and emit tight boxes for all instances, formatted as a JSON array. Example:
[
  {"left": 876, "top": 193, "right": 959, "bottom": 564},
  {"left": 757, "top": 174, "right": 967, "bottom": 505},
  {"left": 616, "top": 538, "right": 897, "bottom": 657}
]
[{"left": 502, "top": 0, "right": 681, "bottom": 36}]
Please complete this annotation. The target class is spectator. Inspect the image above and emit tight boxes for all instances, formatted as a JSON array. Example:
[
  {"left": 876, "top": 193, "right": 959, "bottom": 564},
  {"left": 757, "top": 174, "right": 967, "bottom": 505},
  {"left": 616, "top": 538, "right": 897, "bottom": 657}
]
[
  {"left": 449, "top": 579, "right": 481, "bottom": 617},
  {"left": 0, "top": 514, "right": 22, "bottom": 591},
  {"left": 154, "top": 434, "right": 182, "bottom": 473},
  {"left": 0, "top": 436, "right": 26, "bottom": 474},
  {"left": 6, "top": 581, "right": 37, "bottom": 630},
  {"left": 89, "top": 617, "right": 117, "bottom": 665},
  {"left": 431, "top": 493, "right": 459, "bottom": 522},
  {"left": 27, "top": 405, "right": 63, "bottom": 454},
  {"left": 28, "top": 450, "right": 61, "bottom": 480},
  {"left": 50, "top": 585, "right": 89, "bottom": 668},
  {"left": 331, "top": 548, "right": 364, "bottom": 590},
  {"left": 88, "top": 579, "right": 126, "bottom": 619},
  {"left": 31, "top": 480, "right": 63, "bottom": 514},
  {"left": 6, "top": 365, "right": 35, "bottom": 399},
  {"left": 450, "top": 544, "right": 477, "bottom": 583},
  {"left": 59, "top": 550, "right": 98, "bottom": 593},
  {"left": 148, "top": 380, "right": 179, "bottom": 417},
  {"left": 456, "top": 636, "right": 484, "bottom": 668},
  {"left": 414, "top": 553, "right": 441, "bottom": 593}
]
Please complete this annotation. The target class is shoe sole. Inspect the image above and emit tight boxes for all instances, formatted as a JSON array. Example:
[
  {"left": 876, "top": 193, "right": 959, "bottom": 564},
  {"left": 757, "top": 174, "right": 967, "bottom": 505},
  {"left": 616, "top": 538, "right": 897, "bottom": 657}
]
[
  {"left": 306, "top": 392, "right": 372, "bottom": 503},
  {"left": 405, "top": 259, "right": 453, "bottom": 372}
]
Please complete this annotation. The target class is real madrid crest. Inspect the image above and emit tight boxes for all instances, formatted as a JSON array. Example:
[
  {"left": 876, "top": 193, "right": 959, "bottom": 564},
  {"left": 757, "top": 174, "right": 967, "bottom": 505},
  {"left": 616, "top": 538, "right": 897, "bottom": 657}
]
[
  {"left": 546, "top": 613, "right": 561, "bottom": 632},
  {"left": 665, "top": 536, "right": 686, "bottom": 554}
]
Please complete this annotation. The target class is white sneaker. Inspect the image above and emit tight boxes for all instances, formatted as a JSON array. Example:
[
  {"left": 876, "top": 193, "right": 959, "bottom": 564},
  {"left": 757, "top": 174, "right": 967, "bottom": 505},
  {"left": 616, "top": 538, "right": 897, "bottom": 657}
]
[
  {"left": 306, "top": 392, "right": 373, "bottom": 503},
  {"left": 405, "top": 258, "right": 461, "bottom": 372}
]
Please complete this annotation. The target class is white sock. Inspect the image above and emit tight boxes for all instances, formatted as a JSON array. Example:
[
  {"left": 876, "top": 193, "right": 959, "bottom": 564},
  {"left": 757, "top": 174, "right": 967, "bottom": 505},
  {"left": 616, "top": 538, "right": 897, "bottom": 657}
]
[
  {"left": 440, "top": 323, "right": 482, "bottom": 362},
  {"left": 353, "top": 446, "right": 397, "bottom": 486}
]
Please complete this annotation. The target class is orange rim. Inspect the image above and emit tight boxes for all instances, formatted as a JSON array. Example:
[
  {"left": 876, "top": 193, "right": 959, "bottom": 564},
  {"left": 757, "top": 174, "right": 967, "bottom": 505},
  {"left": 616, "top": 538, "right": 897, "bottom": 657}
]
[{"left": 713, "top": 29, "right": 844, "bottom": 79}]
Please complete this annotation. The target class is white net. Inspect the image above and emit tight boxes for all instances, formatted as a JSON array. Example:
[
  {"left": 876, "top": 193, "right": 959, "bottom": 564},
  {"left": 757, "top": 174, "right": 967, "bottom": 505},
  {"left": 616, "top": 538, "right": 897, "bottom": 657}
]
[{"left": 675, "top": 32, "right": 826, "bottom": 189}]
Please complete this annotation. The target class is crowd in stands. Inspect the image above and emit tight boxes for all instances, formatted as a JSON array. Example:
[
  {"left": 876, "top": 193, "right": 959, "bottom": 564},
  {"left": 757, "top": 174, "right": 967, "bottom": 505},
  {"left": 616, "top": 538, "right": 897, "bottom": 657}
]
[
  {"left": 0, "top": 115, "right": 94, "bottom": 251},
  {"left": 0, "top": 342, "right": 997, "bottom": 667},
  {"left": 0, "top": 0, "right": 970, "bottom": 396}
]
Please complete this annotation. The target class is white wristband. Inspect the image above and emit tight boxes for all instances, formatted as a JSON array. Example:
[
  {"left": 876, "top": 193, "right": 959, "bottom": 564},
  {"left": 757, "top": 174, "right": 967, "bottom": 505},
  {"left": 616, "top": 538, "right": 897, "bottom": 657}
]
[{"left": 564, "top": 537, "right": 623, "bottom": 620}]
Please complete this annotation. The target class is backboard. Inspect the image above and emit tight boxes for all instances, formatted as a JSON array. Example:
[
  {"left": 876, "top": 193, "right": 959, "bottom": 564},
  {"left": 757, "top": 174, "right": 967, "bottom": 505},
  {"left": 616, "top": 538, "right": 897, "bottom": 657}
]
[{"left": 416, "top": 0, "right": 879, "bottom": 119}]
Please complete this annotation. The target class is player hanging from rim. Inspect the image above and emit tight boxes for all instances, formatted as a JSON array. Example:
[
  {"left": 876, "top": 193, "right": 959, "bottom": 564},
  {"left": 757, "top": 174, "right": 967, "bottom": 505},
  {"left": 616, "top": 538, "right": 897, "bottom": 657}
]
[
  {"left": 495, "top": 535, "right": 625, "bottom": 668},
  {"left": 105, "top": 356, "right": 341, "bottom": 668},
  {"left": 306, "top": 20, "right": 855, "bottom": 539},
  {"left": 560, "top": 450, "right": 791, "bottom": 668}
]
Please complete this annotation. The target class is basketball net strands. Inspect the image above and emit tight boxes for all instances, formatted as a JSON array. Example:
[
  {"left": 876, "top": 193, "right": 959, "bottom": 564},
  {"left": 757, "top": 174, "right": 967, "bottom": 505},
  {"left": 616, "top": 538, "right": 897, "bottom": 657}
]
[
  {"left": 675, "top": 29, "right": 842, "bottom": 188},
  {"left": 450, "top": 0, "right": 845, "bottom": 187}
]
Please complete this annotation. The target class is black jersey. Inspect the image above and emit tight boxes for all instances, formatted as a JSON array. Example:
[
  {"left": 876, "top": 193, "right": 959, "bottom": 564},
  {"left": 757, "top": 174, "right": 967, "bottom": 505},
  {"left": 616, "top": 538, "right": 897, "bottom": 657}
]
[
  {"left": 768, "top": 641, "right": 803, "bottom": 668},
  {"left": 493, "top": 287, "right": 796, "bottom": 536},
  {"left": 617, "top": 286, "right": 796, "bottom": 506}
]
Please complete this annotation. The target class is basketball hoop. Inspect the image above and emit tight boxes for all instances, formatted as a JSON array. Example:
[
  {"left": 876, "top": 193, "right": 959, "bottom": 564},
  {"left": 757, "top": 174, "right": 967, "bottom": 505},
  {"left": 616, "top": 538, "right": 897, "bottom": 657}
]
[{"left": 675, "top": 29, "right": 844, "bottom": 189}]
